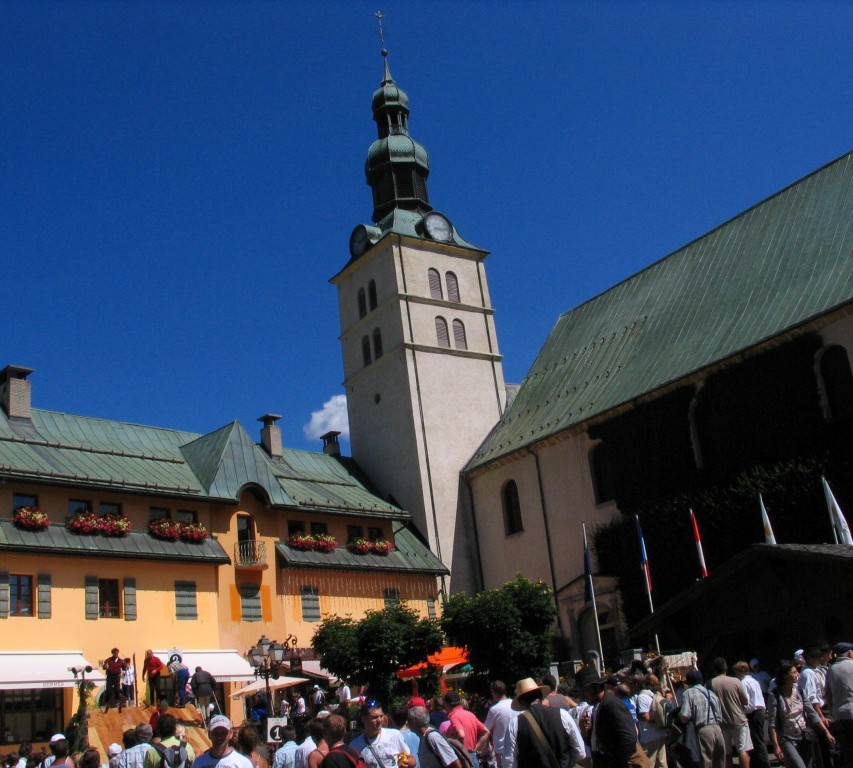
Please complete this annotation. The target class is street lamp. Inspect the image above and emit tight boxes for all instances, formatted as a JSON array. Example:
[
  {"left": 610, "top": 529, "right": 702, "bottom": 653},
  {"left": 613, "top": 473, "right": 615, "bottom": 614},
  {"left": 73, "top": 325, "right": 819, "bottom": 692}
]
[{"left": 246, "top": 637, "right": 287, "bottom": 709}]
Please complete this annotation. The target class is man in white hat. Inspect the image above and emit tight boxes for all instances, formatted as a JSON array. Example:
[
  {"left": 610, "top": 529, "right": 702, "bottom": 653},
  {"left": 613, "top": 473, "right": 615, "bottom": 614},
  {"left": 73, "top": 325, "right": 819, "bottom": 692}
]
[
  {"left": 191, "top": 716, "right": 252, "bottom": 768},
  {"left": 504, "top": 677, "right": 584, "bottom": 768}
]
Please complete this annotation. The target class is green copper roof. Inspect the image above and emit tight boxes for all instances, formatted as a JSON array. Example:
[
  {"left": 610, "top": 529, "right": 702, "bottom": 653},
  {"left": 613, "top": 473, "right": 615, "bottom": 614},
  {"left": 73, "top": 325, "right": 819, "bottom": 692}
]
[
  {"left": 0, "top": 408, "right": 408, "bottom": 519},
  {"left": 0, "top": 520, "right": 230, "bottom": 563},
  {"left": 469, "top": 150, "right": 853, "bottom": 471},
  {"left": 275, "top": 521, "right": 448, "bottom": 574}
]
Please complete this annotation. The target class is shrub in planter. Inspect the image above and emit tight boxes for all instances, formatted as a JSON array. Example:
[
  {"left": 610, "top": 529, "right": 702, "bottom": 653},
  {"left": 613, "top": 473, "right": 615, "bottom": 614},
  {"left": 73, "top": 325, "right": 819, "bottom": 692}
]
[
  {"left": 371, "top": 538, "right": 394, "bottom": 555},
  {"left": 288, "top": 533, "right": 316, "bottom": 551},
  {"left": 313, "top": 533, "right": 338, "bottom": 553}
]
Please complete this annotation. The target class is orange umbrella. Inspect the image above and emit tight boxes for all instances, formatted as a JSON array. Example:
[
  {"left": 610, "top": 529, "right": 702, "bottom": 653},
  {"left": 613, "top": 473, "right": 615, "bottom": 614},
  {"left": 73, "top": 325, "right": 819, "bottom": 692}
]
[{"left": 397, "top": 647, "right": 469, "bottom": 679}]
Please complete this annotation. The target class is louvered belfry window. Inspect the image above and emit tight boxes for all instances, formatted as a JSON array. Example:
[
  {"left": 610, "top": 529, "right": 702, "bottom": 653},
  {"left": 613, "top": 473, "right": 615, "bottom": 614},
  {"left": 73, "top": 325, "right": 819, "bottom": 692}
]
[
  {"left": 435, "top": 317, "right": 450, "bottom": 348},
  {"left": 428, "top": 268, "right": 443, "bottom": 300},
  {"left": 452, "top": 320, "right": 467, "bottom": 350},
  {"left": 446, "top": 272, "right": 460, "bottom": 302}
]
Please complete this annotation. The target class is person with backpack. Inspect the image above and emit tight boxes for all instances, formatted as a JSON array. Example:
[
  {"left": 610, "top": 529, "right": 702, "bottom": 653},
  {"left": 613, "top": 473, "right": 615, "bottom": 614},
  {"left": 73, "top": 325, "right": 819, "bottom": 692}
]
[
  {"left": 192, "top": 716, "right": 252, "bottom": 768},
  {"left": 407, "top": 706, "right": 463, "bottom": 768},
  {"left": 143, "top": 714, "right": 194, "bottom": 768},
  {"left": 320, "top": 715, "right": 364, "bottom": 768},
  {"left": 636, "top": 674, "right": 671, "bottom": 768}
]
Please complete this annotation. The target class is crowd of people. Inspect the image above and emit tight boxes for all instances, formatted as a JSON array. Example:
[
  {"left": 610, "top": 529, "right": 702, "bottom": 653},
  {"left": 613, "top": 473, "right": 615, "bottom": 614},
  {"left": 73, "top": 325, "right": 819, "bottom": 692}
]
[{"left": 3, "top": 642, "right": 852, "bottom": 768}]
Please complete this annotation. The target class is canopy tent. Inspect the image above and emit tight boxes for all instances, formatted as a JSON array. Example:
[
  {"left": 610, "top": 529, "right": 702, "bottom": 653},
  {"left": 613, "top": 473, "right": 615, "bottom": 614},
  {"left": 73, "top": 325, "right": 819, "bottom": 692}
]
[
  {"left": 0, "top": 651, "right": 105, "bottom": 690},
  {"left": 155, "top": 649, "right": 255, "bottom": 682},
  {"left": 397, "top": 647, "right": 469, "bottom": 679},
  {"left": 230, "top": 676, "right": 309, "bottom": 699}
]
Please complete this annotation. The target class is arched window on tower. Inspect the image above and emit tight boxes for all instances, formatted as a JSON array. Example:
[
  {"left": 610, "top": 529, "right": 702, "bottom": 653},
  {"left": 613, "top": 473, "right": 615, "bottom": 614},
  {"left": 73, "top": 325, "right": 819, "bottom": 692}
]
[
  {"left": 373, "top": 328, "right": 383, "bottom": 359},
  {"left": 589, "top": 443, "right": 616, "bottom": 505},
  {"left": 362, "top": 336, "right": 372, "bottom": 367},
  {"left": 357, "top": 288, "right": 367, "bottom": 319},
  {"left": 435, "top": 317, "right": 450, "bottom": 348},
  {"left": 502, "top": 480, "right": 523, "bottom": 535},
  {"left": 820, "top": 345, "right": 853, "bottom": 420},
  {"left": 368, "top": 280, "right": 378, "bottom": 310},
  {"left": 446, "top": 272, "right": 460, "bottom": 302},
  {"left": 428, "top": 268, "right": 443, "bottom": 300},
  {"left": 452, "top": 319, "right": 467, "bottom": 350}
]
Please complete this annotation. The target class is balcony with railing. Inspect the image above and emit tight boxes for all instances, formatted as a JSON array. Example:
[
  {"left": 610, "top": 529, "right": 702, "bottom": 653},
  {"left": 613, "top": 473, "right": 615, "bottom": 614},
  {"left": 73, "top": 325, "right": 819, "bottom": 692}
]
[{"left": 235, "top": 539, "right": 268, "bottom": 569}]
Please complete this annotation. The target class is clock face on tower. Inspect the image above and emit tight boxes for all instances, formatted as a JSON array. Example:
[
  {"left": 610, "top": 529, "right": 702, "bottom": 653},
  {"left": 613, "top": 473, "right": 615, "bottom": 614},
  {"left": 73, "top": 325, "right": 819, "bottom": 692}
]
[
  {"left": 349, "top": 225, "right": 371, "bottom": 258},
  {"left": 423, "top": 212, "right": 453, "bottom": 242}
]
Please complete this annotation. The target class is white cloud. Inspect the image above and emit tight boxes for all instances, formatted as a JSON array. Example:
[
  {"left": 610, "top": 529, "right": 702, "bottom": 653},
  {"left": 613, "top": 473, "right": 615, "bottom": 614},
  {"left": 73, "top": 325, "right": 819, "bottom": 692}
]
[{"left": 303, "top": 394, "right": 350, "bottom": 441}]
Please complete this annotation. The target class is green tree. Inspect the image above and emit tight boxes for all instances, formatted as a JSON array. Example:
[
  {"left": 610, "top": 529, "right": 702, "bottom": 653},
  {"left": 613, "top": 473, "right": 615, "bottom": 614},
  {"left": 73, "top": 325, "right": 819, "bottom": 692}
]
[
  {"left": 311, "top": 602, "right": 443, "bottom": 706},
  {"left": 441, "top": 575, "right": 556, "bottom": 684}
]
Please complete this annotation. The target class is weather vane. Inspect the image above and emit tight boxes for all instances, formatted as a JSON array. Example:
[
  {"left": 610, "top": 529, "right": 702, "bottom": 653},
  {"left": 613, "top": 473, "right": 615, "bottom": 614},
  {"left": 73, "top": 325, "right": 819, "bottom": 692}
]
[{"left": 375, "top": 10, "right": 388, "bottom": 58}]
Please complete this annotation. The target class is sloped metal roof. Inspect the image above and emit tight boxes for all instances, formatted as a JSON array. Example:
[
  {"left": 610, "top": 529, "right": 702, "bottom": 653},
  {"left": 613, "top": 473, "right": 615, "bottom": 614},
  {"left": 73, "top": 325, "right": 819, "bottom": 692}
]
[
  {"left": 275, "top": 521, "right": 448, "bottom": 574},
  {"left": 0, "top": 409, "right": 410, "bottom": 520},
  {"left": 0, "top": 520, "right": 230, "bottom": 563},
  {"left": 469, "top": 150, "right": 853, "bottom": 471}
]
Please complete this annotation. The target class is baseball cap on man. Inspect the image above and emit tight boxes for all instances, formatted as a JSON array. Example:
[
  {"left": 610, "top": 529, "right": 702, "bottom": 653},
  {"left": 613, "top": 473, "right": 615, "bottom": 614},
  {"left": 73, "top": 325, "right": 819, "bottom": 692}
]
[
  {"left": 208, "top": 715, "right": 232, "bottom": 732},
  {"left": 108, "top": 744, "right": 122, "bottom": 756},
  {"left": 50, "top": 734, "right": 66, "bottom": 744}
]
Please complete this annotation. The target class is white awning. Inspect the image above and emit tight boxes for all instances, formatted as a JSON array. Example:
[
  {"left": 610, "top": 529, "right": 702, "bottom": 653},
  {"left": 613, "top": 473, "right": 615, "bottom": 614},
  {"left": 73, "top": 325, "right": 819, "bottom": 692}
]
[
  {"left": 230, "top": 676, "right": 309, "bottom": 699},
  {"left": 0, "top": 651, "right": 105, "bottom": 691},
  {"left": 155, "top": 649, "right": 255, "bottom": 682}
]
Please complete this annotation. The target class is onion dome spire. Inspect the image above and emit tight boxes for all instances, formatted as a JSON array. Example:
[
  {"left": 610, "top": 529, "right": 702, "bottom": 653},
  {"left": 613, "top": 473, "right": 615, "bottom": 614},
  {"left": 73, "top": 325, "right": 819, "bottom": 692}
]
[{"left": 365, "top": 14, "right": 431, "bottom": 224}]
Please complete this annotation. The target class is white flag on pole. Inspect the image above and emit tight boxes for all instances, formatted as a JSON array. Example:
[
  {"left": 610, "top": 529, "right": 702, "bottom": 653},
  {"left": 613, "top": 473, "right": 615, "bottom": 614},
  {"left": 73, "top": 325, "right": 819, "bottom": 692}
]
[
  {"left": 822, "top": 476, "right": 853, "bottom": 546},
  {"left": 759, "top": 494, "right": 777, "bottom": 545}
]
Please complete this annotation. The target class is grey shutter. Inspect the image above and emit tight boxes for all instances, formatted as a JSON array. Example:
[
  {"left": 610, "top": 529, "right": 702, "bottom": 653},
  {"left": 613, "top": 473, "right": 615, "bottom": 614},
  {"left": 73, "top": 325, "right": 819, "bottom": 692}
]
[
  {"left": 383, "top": 587, "right": 400, "bottom": 608},
  {"left": 301, "top": 586, "right": 320, "bottom": 622},
  {"left": 85, "top": 575, "right": 99, "bottom": 620},
  {"left": 239, "top": 584, "right": 262, "bottom": 622},
  {"left": 123, "top": 578, "right": 137, "bottom": 621},
  {"left": 175, "top": 581, "right": 198, "bottom": 620},
  {"left": 0, "top": 571, "right": 9, "bottom": 618},
  {"left": 427, "top": 595, "right": 437, "bottom": 620},
  {"left": 38, "top": 573, "right": 51, "bottom": 619}
]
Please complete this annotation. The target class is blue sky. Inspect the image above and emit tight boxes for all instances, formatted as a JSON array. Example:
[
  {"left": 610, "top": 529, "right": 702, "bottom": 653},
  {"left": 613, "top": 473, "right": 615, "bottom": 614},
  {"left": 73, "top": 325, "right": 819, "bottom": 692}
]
[{"left": 3, "top": 0, "right": 852, "bottom": 452}]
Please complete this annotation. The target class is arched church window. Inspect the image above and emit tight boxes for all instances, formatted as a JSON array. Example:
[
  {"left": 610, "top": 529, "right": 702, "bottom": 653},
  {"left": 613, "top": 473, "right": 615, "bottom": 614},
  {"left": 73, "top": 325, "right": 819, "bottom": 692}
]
[
  {"left": 502, "top": 480, "right": 523, "bottom": 535},
  {"left": 368, "top": 280, "right": 378, "bottom": 310},
  {"left": 362, "top": 336, "right": 372, "bottom": 367},
  {"left": 446, "top": 272, "right": 460, "bottom": 302},
  {"left": 428, "top": 268, "right": 443, "bottom": 300},
  {"left": 589, "top": 443, "right": 616, "bottom": 504},
  {"left": 821, "top": 345, "right": 853, "bottom": 420},
  {"left": 452, "top": 319, "right": 467, "bottom": 350},
  {"left": 357, "top": 288, "right": 367, "bottom": 319},
  {"left": 435, "top": 317, "right": 450, "bottom": 348},
  {"left": 373, "top": 328, "right": 383, "bottom": 359}
]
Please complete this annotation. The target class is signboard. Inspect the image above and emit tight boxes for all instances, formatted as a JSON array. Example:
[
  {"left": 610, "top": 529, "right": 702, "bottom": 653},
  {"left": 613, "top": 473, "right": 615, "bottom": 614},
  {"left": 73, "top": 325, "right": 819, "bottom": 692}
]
[{"left": 267, "top": 717, "right": 288, "bottom": 743}]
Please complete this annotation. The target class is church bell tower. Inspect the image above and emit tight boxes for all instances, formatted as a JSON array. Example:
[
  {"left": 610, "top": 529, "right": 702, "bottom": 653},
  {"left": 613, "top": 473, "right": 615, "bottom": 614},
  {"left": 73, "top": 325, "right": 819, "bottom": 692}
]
[{"left": 331, "top": 46, "right": 505, "bottom": 593}]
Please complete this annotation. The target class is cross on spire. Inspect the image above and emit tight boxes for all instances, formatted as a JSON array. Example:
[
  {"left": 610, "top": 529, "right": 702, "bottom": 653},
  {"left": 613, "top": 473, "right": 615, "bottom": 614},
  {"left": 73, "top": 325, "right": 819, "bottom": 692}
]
[{"left": 375, "top": 10, "right": 388, "bottom": 57}]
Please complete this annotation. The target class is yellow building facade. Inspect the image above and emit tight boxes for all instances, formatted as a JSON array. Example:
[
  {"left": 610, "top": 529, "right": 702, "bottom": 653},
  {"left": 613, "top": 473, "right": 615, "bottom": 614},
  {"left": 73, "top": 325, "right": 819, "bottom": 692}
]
[{"left": 0, "top": 366, "right": 446, "bottom": 747}]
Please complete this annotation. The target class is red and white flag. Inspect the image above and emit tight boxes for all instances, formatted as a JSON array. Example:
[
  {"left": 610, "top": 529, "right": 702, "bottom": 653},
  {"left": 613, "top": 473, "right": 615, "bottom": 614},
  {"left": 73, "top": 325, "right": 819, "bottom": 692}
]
[
  {"left": 822, "top": 476, "right": 853, "bottom": 546},
  {"left": 759, "top": 494, "right": 777, "bottom": 545},
  {"left": 689, "top": 508, "right": 709, "bottom": 578}
]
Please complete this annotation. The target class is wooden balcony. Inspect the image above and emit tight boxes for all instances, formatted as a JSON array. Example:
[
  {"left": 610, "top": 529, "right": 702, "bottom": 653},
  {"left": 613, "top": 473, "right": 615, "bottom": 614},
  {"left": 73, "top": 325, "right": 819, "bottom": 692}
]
[{"left": 234, "top": 540, "right": 268, "bottom": 570}]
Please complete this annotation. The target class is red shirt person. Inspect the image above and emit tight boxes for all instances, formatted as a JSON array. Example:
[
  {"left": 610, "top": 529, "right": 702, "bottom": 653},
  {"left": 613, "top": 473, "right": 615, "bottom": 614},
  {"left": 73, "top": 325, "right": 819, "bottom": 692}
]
[{"left": 142, "top": 650, "right": 164, "bottom": 706}]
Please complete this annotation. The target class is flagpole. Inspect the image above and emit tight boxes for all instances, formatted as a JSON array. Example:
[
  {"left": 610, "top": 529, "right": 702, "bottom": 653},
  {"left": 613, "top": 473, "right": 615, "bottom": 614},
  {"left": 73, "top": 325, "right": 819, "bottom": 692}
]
[
  {"left": 583, "top": 522, "right": 604, "bottom": 670},
  {"left": 689, "top": 508, "right": 709, "bottom": 579},
  {"left": 634, "top": 515, "right": 662, "bottom": 656}
]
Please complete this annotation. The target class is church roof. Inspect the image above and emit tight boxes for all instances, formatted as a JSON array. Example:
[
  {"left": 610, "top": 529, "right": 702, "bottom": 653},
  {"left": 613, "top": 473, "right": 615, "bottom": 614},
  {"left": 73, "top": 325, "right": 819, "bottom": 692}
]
[
  {"left": 0, "top": 407, "right": 406, "bottom": 519},
  {"left": 468, "top": 150, "right": 853, "bottom": 471}
]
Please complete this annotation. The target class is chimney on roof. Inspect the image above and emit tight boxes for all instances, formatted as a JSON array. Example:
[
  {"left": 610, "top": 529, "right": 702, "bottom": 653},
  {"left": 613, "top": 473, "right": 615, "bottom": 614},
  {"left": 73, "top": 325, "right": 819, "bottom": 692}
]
[
  {"left": 0, "top": 365, "right": 34, "bottom": 420},
  {"left": 258, "top": 413, "right": 283, "bottom": 458},
  {"left": 320, "top": 431, "right": 341, "bottom": 457}
]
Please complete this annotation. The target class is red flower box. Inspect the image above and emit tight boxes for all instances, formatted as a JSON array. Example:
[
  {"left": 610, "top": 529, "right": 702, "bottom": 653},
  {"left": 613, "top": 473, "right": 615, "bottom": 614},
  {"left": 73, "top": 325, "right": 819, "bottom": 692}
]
[
  {"left": 348, "top": 538, "right": 373, "bottom": 555},
  {"left": 12, "top": 506, "right": 50, "bottom": 532},
  {"left": 148, "top": 517, "right": 181, "bottom": 540},
  {"left": 179, "top": 521, "right": 209, "bottom": 543},
  {"left": 66, "top": 510, "right": 102, "bottom": 535},
  {"left": 100, "top": 513, "right": 132, "bottom": 537}
]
